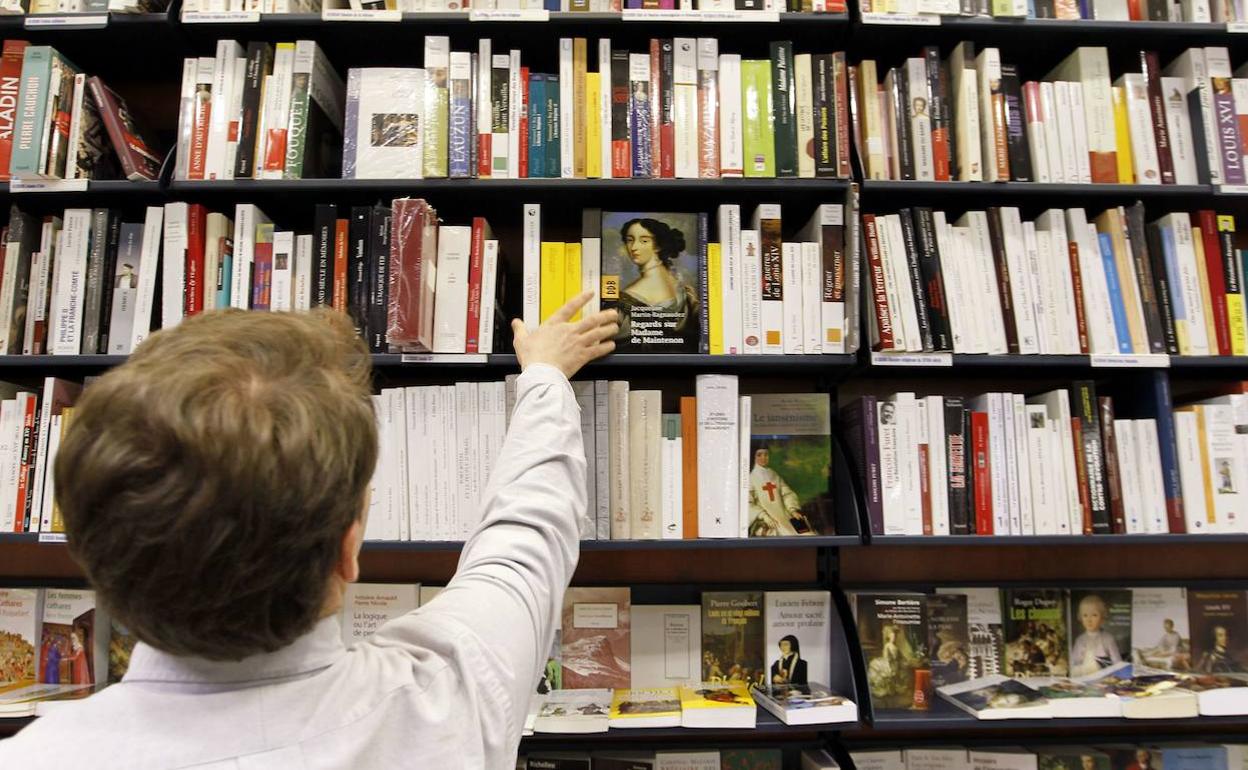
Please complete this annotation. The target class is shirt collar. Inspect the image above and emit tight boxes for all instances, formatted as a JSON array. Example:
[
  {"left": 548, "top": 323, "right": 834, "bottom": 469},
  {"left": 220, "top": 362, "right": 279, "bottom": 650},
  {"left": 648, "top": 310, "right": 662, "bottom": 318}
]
[{"left": 123, "top": 616, "right": 347, "bottom": 687}]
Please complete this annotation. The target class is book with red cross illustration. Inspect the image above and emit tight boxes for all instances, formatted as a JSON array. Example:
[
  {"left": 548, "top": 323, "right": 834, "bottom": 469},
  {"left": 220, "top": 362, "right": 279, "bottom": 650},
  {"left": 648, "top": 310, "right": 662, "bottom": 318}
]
[{"left": 745, "top": 393, "right": 834, "bottom": 538}]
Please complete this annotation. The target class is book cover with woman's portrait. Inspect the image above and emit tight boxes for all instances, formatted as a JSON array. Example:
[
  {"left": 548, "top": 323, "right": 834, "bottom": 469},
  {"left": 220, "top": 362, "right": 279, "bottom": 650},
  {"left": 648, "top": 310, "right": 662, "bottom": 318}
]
[{"left": 600, "top": 211, "right": 702, "bottom": 352}]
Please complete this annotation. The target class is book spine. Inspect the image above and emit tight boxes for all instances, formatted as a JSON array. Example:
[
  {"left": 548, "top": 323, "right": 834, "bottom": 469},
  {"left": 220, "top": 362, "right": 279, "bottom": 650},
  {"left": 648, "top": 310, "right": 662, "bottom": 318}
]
[
  {"left": 1124, "top": 204, "right": 1167, "bottom": 354},
  {"left": 986, "top": 208, "right": 1020, "bottom": 353},
  {"left": 1218, "top": 215, "right": 1247, "bottom": 356},
  {"left": 914, "top": 208, "right": 951, "bottom": 350},
  {"left": 1098, "top": 396, "right": 1127, "bottom": 534},
  {"left": 945, "top": 397, "right": 970, "bottom": 535},
  {"left": 0, "top": 41, "right": 28, "bottom": 182},
  {"left": 11, "top": 47, "right": 51, "bottom": 179},
  {"left": 971, "top": 409, "right": 992, "bottom": 535},
  {"left": 465, "top": 219, "right": 485, "bottom": 354},
  {"left": 1074, "top": 380, "right": 1110, "bottom": 534},
  {"left": 1098, "top": 231, "right": 1133, "bottom": 353},
  {"left": 80, "top": 208, "right": 107, "bottom": 354},
  {"left": 610, "top": 50, "right": 631, "bottom": 179},
  {"left": 608, "top": 380, "right": 631, "bottom": 539},
  {"left": 1142, "top": 51, "right": 1176, "bottom": 185},
  {"left": 449, "top": 53, "right": 474, "bottom": 179},
  {"left": 813, "top": 54, "right": 835, "bottom": 178},
  {"left": 832, "top": 52, "right": 851, "bottom": 179},
  {"left": 1001, "top": 64, "right": 1032, "bottom": 182},
  {"left": 659, "top": 39, "right": 675, "bottom": 179},
  {"left": 648, "top": 39, "right": 661, "bottom": 178},
  {"left": 679, "top": 395, "right": 698, "bottom": 539},
  {"left": 864, "top": 214, "right": 894, "bottom": 350},
  {"left": 770, "top": 41, "right": 797, "bottom": 178},
  {"left": 696, "top": 38, "right": 719, "bottom": 179},
  {"left": 629, "top": 53, "right": 653, "bottom": 178},
  {"left": 926, "top": 47, "right": 951, "bottom": 182},
  {"left": 1209, "top": 49, "right": 1245, "bottom": 185},
  {"left": 1149, "top": 371, "right": 1186, "bottom": 532},
  {"left": 1144, "top": 219, "right": 1179, "bottom": 354},
  {"left": 898, "top": 209, "right": 933, "bottom": 352},
  {"left": 235, "top": 43, "right": 269, "bottom": 179}
]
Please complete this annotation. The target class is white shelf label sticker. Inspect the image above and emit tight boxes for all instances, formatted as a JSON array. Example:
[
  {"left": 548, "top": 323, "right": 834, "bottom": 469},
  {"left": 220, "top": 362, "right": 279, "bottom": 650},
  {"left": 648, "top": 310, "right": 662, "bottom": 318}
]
[
  {"left": 10, "top": 178, "right": 89, "bottom": 193},
  {"left": 1219, "top": 184, "right": 1248, "bottom": 194},
  {"left": 181, "top": 10, "right": 260, "bottom": 21},
  {"left": 1090, "top": 353, "right": 1170, "bottom": 369},
  {"left": 25, "top": 13, "right": 107, "bottom": 26},
  {"left": 622, "top": 8, "right": 779, "bottom": 21},
  {"left": 400, "top": 353, "right": 489, "bottom": 364},
  {"left": 38, "top": 532, "right": 68, "bottom": 544},
  {"left": 321, "top": 7, "right": 401, "bottom": 20},
  {"left": 469, "top": 8, "right": 548, "bottom": 19},
  {"left": 861, "top": 11, "right": 940, "bottom": 24},
  {"left": 1228, "top": 21, "right": 1248, "bottom": 31},
  {"left": 870, "top": 351, "right": 953, "bottom": 367}
]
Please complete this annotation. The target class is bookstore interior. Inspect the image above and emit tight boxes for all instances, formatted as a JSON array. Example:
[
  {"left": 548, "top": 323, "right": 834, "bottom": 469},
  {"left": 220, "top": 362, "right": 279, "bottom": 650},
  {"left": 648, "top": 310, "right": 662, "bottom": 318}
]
[{"left": 1, "top": 0, "right": 1248, "bottom": 765}]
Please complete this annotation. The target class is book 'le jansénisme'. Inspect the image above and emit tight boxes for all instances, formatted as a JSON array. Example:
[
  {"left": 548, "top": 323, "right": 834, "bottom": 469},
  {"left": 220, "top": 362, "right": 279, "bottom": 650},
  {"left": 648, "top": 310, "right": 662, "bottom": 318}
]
[
  {"left": 746, "top": 394, "right": 833, "bottom": 538},
  {"left": 561, "top": 587, "right": 631, "bottom": 691},
  {"left": 1002, "top": 588, "right": 1069, "bottom": 678},
  {"left": 701, "top": 591, "right": 764, "bottom": 688},
  {"left": 599, "top": 211, "right": 702, "bottom": 353},
  {"left": 854, "top": 592, "right": 932, "bottom": 711}
]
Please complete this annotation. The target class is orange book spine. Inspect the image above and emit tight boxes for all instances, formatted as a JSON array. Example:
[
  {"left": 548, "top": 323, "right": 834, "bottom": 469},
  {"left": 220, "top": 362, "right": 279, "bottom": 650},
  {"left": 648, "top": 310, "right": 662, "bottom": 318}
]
[
  {"left": 680, "top": 395, "right": 698, "bottom": 539},
  {"left": 332, "top": 218, "right": 348, "bottom": 314}
]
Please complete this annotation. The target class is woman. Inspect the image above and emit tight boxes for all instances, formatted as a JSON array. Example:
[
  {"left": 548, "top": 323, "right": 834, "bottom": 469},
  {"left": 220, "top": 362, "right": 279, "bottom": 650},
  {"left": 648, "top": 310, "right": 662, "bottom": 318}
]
[
  {"left": 613, "top": 218, "right": 699, "bottom": 349},
  {"left": 770, "top": 635, "right": 808, "bottom": 686},
  {"left": 68, "top": 630, "right": 91, "bottom": 685}
]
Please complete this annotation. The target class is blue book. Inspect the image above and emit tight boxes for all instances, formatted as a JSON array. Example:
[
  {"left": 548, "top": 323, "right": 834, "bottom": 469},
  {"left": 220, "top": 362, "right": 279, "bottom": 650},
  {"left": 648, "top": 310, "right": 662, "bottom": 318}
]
[
  {"left": 1159, "top": 224, "right": 1189, "bottom": 335},
  {"left": 543, "top": 0, "right": 558, "bottom": 10},
  {"left": 1098, "top": 232, "right": 1133, "bottom": 354},
  {"left": 448, "top": 69, "right": 473, "bottom": 179},
  {"left": 630, "top": 72, "right": 653, "bottom": 178},
  {"left": 544, "top": 74, "right": 560, "bottom": 179},
  {"left": 528, "top": 73, "right": 545, "bottom": 179},
  {"left": 1162, "top": 746, "right": 1228, "bottom": 770},
  {"left": 218, "top": 242, "right": 233, "bottom": 310}
]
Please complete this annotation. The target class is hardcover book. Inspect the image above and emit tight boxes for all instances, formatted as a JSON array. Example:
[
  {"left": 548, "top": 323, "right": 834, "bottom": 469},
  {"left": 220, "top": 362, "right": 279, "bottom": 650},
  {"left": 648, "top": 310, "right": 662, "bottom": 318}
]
[
  {"left": 561, "top": 587, "right": 631, "bottom": 690},
  {"left": 1188, "top": 590, "right": 1248, "bottom": 674},
  {"left": 854, "top": 592, "right": 931, "bottom": 710},
  {"left": 1131, "top": 587, "right": 1191, "bottom": 672},
  {"left": 701, "top": 591, "right": 764, "bottom": 687},
  {"left": 1002, "top": 588, "right": 1069, "bottom": 677},
  {"left": 746, "top": 394, "right": 833, "bottom": 537},
  {"left": 600, "top": 211, "right": 701, "bottom": 352},
  {"left": 1068, "top": 589, "right": 1131, "bottom": 677}
]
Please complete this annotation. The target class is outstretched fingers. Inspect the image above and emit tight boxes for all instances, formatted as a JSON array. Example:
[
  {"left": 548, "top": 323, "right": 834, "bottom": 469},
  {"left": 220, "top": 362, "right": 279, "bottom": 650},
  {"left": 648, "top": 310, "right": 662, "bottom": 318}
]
[{"left": 551, "top": 290, "right": 595, "bottom": 325}]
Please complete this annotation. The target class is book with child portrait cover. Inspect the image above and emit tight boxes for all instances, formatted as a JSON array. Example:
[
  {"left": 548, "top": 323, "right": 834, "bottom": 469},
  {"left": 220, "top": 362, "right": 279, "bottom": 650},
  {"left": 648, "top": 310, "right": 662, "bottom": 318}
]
[{"left": 1068, "top": 589, "right": 1131, "bottom": 677}]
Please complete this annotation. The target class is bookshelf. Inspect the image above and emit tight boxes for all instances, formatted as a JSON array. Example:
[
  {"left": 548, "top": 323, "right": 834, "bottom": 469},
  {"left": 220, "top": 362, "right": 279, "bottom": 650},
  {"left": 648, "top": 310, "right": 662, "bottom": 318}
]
[{"left": 1, "top": 2, "right": 1247, "bottom": 765}]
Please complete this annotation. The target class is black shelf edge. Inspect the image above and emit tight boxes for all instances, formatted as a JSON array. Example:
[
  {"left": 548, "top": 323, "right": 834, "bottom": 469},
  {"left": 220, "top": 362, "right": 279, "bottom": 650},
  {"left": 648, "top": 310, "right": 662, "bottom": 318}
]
[
  {"left": 859, "top": 181, "right": 1212, "bottom": 197},
  {"left": 1170, "top": 355, "right": 1248, "bottom": 369},
  {"left": 6, "top": 534, "right": 860, "bottom": 549},
  {"left": 167, "top": 177, "right": 852, "bottom": 195},
  {"left": 375, "top": 353, "right": 857, "bottom": 370},
  {"left": 178, "top": 9, "right": 849, "bottom": 25},
  {"left": 865, "top": 354, "right": 1248, "bottom": 370},
  {"left": 0, "top": 355, "right": 127, "bottom": 368},
  {"left": 866, "top": 701, "right": 1248, "bottom": 731},
  {"left": 925, "top": 15, "right": 1234, "bottom": 34},
  {"left": 0, "top": 180, "right": 161, "bottom": 197},
  {"left": 522, "top": 710, "right": 850, "bottom": 741},
  {"left": 867, "top": 534, "right": 1248, "bottom": 546}
]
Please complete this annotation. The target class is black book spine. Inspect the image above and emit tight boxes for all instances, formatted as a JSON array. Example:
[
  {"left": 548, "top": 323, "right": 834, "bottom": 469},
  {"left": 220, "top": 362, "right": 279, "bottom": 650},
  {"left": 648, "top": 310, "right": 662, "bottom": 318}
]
[
  {"left": 840, "top": 396, "right": 883, "bottom": 536},
  {"left": 312, "top": 204, "right": 337, "bottom": 308},
  {"left": 914, "top": 207, "right": 952, "bottom": 351},
  {"left": 610, "top": 50, "right": 630, "bottom": 168},
  {"left": 1187, "top": 89, "right": 1213, "bottom": 185},
  {"left": 367, "top": 204, "right": 392, "bottom": 353},
  {"left": 235, "top": 42, "right": 272, "bottom": 180},
  {"left": 80, "top": 207, "right": 109, "bottom": 354},
  {"left": 892, "top": 68, "right": 915, "bottom": 181},
  {"left": 925, "top": 47, "right": 950, "bottom": 181},
  {"left": 1000, "top": 64, "right": 1033, "bottom": 183},
  {"left": 986, "top": 207, "right": 1020, "bottom": 353},
  {"left": 898, "top": 209, "right": 934, "bottom": 352},
  {"left": 698, "top": 212, "right": 709, "bottom": 354},
  {"left": 771, "top": 41, "right": 798, "bottom": 178},
  {"left": 1034, "top": 0, "right": 1055, "bottom": 16},
  {"left": 1147, "top": 0, "right": 1168, "bottom": 20},
  {"left": 1144, "top": 219, "right": 1180, "bottom": 354},
  {"left": 1073, "top": 379, "right": 1111, "bottom": 535},
  {"left": 97, "top": 212, "right": 121, "bottom": 354},
  {"left": 814, "top": 54, "right": 836, "bottom": 178},
  {"left": 945, "top": 397, "right": 970, "bottom": 535},
  {"left": 347, "top": 206, "right": 370, "bottom": 340},
  {"left": 1125, "top": 203, "right": 1167, "bottom": 353},
  {"left": 660, "top": 39, "right": 674, "bottom": 179}
]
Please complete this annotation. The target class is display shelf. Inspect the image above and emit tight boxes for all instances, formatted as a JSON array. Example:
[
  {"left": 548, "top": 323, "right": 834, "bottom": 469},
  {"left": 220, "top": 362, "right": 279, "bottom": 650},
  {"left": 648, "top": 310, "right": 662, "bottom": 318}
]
[
  {"left": 864, "top": 533, "right": 1248, "bottom": 546},
  {"left": 1170, "top": 355, "right": 1248, "bottom": 369},
  {"left": 918, "top": 15, "right": 1234, "bottom": 37},
  {"left": 858, "top": 181, "right": 1212, "bottom": 199},
  {"left": 167, "top": 178, "right": 854, "bottom": 195},
  {"left": 178, "top": 10, "right": 849, "bottom": 25},
  {"left": 358, "top": 535, "right": 861, "bottom": 553},
  {"left": 865, "top": 700, "right": 1248, "bottom": 731},
  {"left": 522, "top": 710, "right": 851, "bottom": 742},
  {"left": 0, "top": 180, "right": 162, "bottom": 199}
]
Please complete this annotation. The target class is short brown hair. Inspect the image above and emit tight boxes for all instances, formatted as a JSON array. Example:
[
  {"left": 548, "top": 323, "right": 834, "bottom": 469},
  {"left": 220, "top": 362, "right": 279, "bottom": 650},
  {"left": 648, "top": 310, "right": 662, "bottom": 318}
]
[{"left": 56, "top": 310, "right": 377, "bottom": 661}]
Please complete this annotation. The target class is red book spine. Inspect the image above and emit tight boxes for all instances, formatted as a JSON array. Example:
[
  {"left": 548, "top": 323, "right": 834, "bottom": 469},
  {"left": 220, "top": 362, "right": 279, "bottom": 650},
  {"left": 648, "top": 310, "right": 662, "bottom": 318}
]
[
  {"left": 1199, "top": 210, "right": 1231, "bottom": 355},
  {"left": 13, "top": 397, "right": 34, "bottom": 532},
  {"left": 185, "top": 204, "right": 207, "bottom": 316},
  {"left": 649, "top": 39, "right": 661, "bottom": 179},
  {"left": 919, "top": 441, "right": 933, "bottom": 535},
  {"left": 465, "top": 217, "right": 485, "bottom": 354},
  {"left": 0, "top": 41, "right": 28, "bottom": 182},
  {"left": 332, "top": 219, "right": 348, "bottom": 314},
  {"left": 518, "top": 67, "right": 530, "bottom": 179},
  {"left": 478, "top": 135, "right": 491, "bottom": 179},
  {"left": 1071, "top": 417, "right": 1093, "bottom": 535},
  {"left": 971, "top": 410, "right": 992, "bottom": 535},
  {"left": 659, "top": 40, "right": 674, "bottom": 179},
  {"left": 863, "top": 215, "right": 894, "bottom": 350},
  {"left": 190, "top": 85, "right": 211, "bottom": 181},
  {"left": 1067, "top": 238, "right": 1091, "bottom": 354}
]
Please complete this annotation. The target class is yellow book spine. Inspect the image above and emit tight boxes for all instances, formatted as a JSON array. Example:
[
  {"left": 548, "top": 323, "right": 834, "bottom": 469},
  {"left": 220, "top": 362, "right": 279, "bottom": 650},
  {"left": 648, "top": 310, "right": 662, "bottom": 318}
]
[
  {"left": 50, "top": 407, "right": 75, "bottom": 533},
  {"left": 707, "top": 242, "right": 723, "bottom": 355},
  {"left": 1219, "top": 215, "right": 1247, "bottom": 356},
  {"left": 565, "top": 242, "right": 583, "bottom": 321},
  {"left": 1193, "top": 406, "right": 1217, "bottom": 528},
  {"left": 1192, "top": 226, "right": 1219, "bottom": 354},
  {"left": 586, "top": 72, "right": 602, "bottom": 179},
  {"left": 540, "top": 242, "right": 566, "bottom": 322},
  {"left": 573, "top": 38, "right": 587, "bottom": 179},
  {"left": 1111, "top": 86, "right": 1134, "bottom": 184}
]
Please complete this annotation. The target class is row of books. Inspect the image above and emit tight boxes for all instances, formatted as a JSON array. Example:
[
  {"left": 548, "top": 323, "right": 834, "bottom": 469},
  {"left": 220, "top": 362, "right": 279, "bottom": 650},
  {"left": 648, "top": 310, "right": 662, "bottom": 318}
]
[
  {"left": 180, "top": 0, "right": 843, "bottom": 16},
  {"left": 0, "top": 42, "right": 163, "bottom": 183},
  {"left": 853, "top": 745, "right": 1248, "bottom": 770},
  {"left": 851, "top": 44, "right": 1247, "bottom": 188},
  {"left": 366, "top": 374, "right": 834, "bottom": 541},
  {"left": 863, "top": 205, "right": 1245, "bottom": 358},
  {"left": 0, "top": 0, "right": 163, "bottom": 13},
  {"left": 850, "top": 586, "right": 1248, "bottom": 715},
  {"left": 522, "top": 749, "right": 838, "bottom": 770},
  {"left": 527, "top": 203, "right": 853, "bottom": 354},
  {"left": 860, "top": 0, "right": 1242, "bottom": 21}
]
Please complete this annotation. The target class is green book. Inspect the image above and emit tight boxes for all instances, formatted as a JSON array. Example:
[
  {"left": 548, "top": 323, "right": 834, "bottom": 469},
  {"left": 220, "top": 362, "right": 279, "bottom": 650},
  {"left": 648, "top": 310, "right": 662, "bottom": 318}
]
[
  {"left": 769, "top": 41, "right": 797, "bottom": 178},
  {"left": 741, "top": 59, "right": 775, "bottom": 178},
  {"left": 11, "top": 46, "right": 53, "bottom": 179},
  {"left": 423, "top": 37, "right": 449, "bottom": 179},
  {"left": 284, "top": 71, "right": 311, "bottom": 180}
]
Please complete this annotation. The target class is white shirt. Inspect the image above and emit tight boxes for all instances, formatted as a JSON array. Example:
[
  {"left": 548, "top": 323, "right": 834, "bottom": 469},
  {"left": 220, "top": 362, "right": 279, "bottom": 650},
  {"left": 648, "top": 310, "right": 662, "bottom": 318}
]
[{"left": 0, "top": 364, "right": 585, "bottom": 770}]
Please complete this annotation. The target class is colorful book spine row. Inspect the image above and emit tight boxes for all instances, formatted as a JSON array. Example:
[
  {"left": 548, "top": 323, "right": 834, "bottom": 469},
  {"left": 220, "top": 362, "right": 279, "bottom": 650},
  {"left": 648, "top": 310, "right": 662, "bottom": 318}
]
[
  {"left": 181, "top": 0, "right": 843, "bottom": 15},
  {"left": 862, "top": 0, "right": 1241, "bottom": 22}
]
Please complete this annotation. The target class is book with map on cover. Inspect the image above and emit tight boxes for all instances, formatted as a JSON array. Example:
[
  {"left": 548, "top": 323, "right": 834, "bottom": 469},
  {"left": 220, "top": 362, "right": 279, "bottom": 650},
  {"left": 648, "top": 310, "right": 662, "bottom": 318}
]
[{"left": 561, "top": 587, "right": 631, "bottom": 690}]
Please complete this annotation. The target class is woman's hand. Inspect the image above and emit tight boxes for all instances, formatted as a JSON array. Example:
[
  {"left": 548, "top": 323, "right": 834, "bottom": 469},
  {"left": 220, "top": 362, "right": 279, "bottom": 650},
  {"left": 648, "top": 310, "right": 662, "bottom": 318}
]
[{"left": 512, "top": 292, "right": 619, "bottom": 379}]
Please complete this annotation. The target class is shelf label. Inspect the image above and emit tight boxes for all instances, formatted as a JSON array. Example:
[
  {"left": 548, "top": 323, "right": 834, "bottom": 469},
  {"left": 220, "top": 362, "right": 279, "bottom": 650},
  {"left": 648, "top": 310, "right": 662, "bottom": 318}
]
[
  {"left": 10, "top": 178, "right": 89, "bottom": 193},
  {"left": 861, "top": 11, "right": 941, "bottom": 24},
  {"left": 38, "top": 532, "right": 68, "bottom": 544},
  {"left": 1229, "top": 21, "right": 1248, "bottom": 31},
  {"left": 870, "top": 351, "right": 953, "bottom": 367},
  {"left": 181, "top": 10, "right": 260, "bottom": 21},
  {"left": 321, "top": 7, "right": 402, "bottom": 20},
  {"left": 1219, "top": 184, "right": 1248, "bottom": 194},
  {"left": 25, "top": 13, "right": 108, "bottom": 26},
  {"left": 400, "top": 353, "right": 489, "bottom": 364},
  {"left": 1090, "top": 354, "right": 1170, "bottom": 369},
  {"left": 622, "top": 8, "right": 780, "bottom": 20},
  {"left": 470, "top": 8, "right": 548, "bottom": 19}
]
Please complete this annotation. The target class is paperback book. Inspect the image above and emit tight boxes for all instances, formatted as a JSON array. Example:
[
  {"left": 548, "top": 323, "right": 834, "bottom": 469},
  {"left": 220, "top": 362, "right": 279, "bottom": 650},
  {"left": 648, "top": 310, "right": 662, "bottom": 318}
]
[
  {"left": 936, "top": 673, "right": 1051, "bottom": 719},
  {"left": 854, "top": 592, "right": 932, "bottom": 710},
  {"left": 746, "top": 394, "right": 833, "bottom": 537},
  {"left": 1130, "top": 587, "right": 1191, "bottom": 672},
  {"left": 1003, "top": 589, "right": 1069, "bottom": 677},
  {"left": 562, "top": 587, "right": 632, "bottom": 690},
  {"left": 1068, "top": 588, "right": 1131, "bottom": 677},
  {"left": 701, "top": 591, "right": 764, "bottom": 687}
]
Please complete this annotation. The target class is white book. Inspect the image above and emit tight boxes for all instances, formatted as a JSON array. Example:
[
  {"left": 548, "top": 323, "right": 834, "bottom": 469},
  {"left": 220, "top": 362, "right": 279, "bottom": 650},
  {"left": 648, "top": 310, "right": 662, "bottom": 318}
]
[
  {"left": 580, "top": 213, "right": 600, "bottom": 319},
  {"left": 455, "top": 382, "right": 480, "bottom": 537},
  {"left": 1115, "top": 419, "right": 1144, "bottom": 534},
  {"left": 270, "top": 230, "right": 294, "bottom": 312},
  {"left": 629, "top": 390, "right": 662, "bottom": 540},
  {"left": 1035, "top": 209, "right": 1082, "bottom": 354},
  {"left": 718, "top": 54, "right": 744, "bottom": 177},
  {"left": 224, "top": 57, "right": 246, "bottom": 176},
  {"left": 1052, "top": 82, "right": 1080, "bottom": 184},
  {"left": 38, "top": 414, "right": 62, "bottom": 533},
  {"left": 872, "top": 217, "right": 902, "bottom": 352},
  {"left": 130, "top": 206, "right": 164, "bottom": 352},
  {"left": 477, "top": 381, "right": 508, "bottom": 528},
  {"left": 800, "top": 242, "right": 821, "bottom": 355},
  {"left": 737, "top": 395, "right": 751, "bottom": 537},
  {"left": 717, "top": 205, "right": 743, "bottom": 355},
  {"left": 696, "top": 374, "right": 738, "bottom": 538},
  {"left": 957, "top": 211, "right": 1008, "bottom": 354},
  {"left": 1164, "top": 48, "right": 1220, "bottom": 184},
  {"left": 63, "top": 75, "right": 87, "bottom": 180},
  {"left": 630, "top": 605, "right": 701, "bottom": 688},
  {"left": 343, "top": 68, "right": 424, "bottom": 180},
  {"left": 594, "top": 380, "right": 611, "bottom": 539},
  {"left": 935, "top": 215, "right": 972, "bottom": 353},
  {"left": 435, "top": 386, "right": 458, "bottom": 539},
  {"left": 230, "top": 204, "right": 269, "bottom": 310},
  {"left": 796, "top": 205, "right": 845, "bottom": 354},
  {"left": 559, "top": 39, "right": 575, "bottom": 179},
  {"left": 364, "top": 394, "right": 395, "bottom": 541},
  {"left": 1136, "top": 419, "right": 1169, "bottom": 534},
  {"left": 1173, "top": 409, "right": 1212, "bottom": 532},
  {"left": 999, "top": 208, "right": 1039, "bottom": 354},
  {"left": 888, "top": 392, "right": 923, "bottom": 535},
  {"left": 477, "top": 39, "right": 493, "bottom": 179},
  {"left": 976, "top": 48, "right": 1004, "bottom": 183},
  {"left": 1162, "top": 76, "right": 1200, "bottom": 185},
  {"left": 1012, "top": 393, "right": 1034, "bottom": 535},
  {"left": 479, "top": 239, "right": 500, "bottom": 354},
  {"left": 259, "top": 44, "right": 296, "bottom": 180},
  {"left": 293, "top": 233, "right": 312, "bottom": 311},
  {"left": 107, "top": 223, "right": 142, "bottom": 353},
  {"left": 1022, "top": 221, "right": 1058, "bottom": 354},
  {"left": 405, "top": 387, "right": 435, "bottom": 540},
  {"left": 174, "top": 58, "right": 198, "bottom": 180},
  {"left": 48, "top": 209, "right": 90, "bottom": 355},
  {"left": 608, "top": 380, "right": 631, "bottom": 540},
  {"left": 950, "top": 43, "right": 983, "bottom": 182},
  {"left": 1049, "top": 49, "right": 1115, "bottom": 184},
  {"left": 740, "top": 228, "right": 763, "bottom": 355},
  {"left": 1120, "top": 73, "right": 1162, "bottom": 184},
  {"left": 885, "top": 214, "right": 923, "bottom": 353},
  {"left": 794, "top": 53, "right": 815, "bottom": 179},
  {"left": 1068, "top": 81, "right": 1094, "bottom": 183},
  {"left": 599, "top": 40, "right": 613, "bottom": 179},
  {"left": 665, "top": 438, "right": 683, "bottom": 539},
  {"left": 423, "top": 37, "right": 451, "bottom": 179},
  {"left": 926, "top": 394, "right": 950, "bottom": 536},
  {"left": 1029, "top": 390, "right": 1079, "bottom": 536},
  {"left": 1066, "top": 209, "right": 1116, "bottom": 355},
  {"left": 855, "top": 752, "right": 905, "bottom": 770},
  {"left": 781, "top": 243, "right": 803, "bottom": 355},
  {"left": 508, "top": 49, "right": 521, "bottom": 181},
  {"left": 522, "top": 203, "right": 540, "bottom": 330},
  {"left": 999, "top": 391, "right": 1021, "bottom": 535},
  {"left": 0, "top": 400, "right": 15, "bottom": 531},
  {"left": 432, "top": 225, "right": 471, "bottom": 353},
  {"left": 673, "top": 38, "right": 698, "bottom": 180},
  {"left": 160, "top": 203, "right": 188, "bottom": 331},
  {"left": 1161, "top": 212, "right": 1211, "bottom": 355},
  {"left": 1026, "top": 404, "right": 1058, "bottom": 535},
  {"left": 1024, "top": 83, "right": 1051, "bottom": 183},
  {"left": 1038, "top": 81, "right": 1064, "bottom": 184}
]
